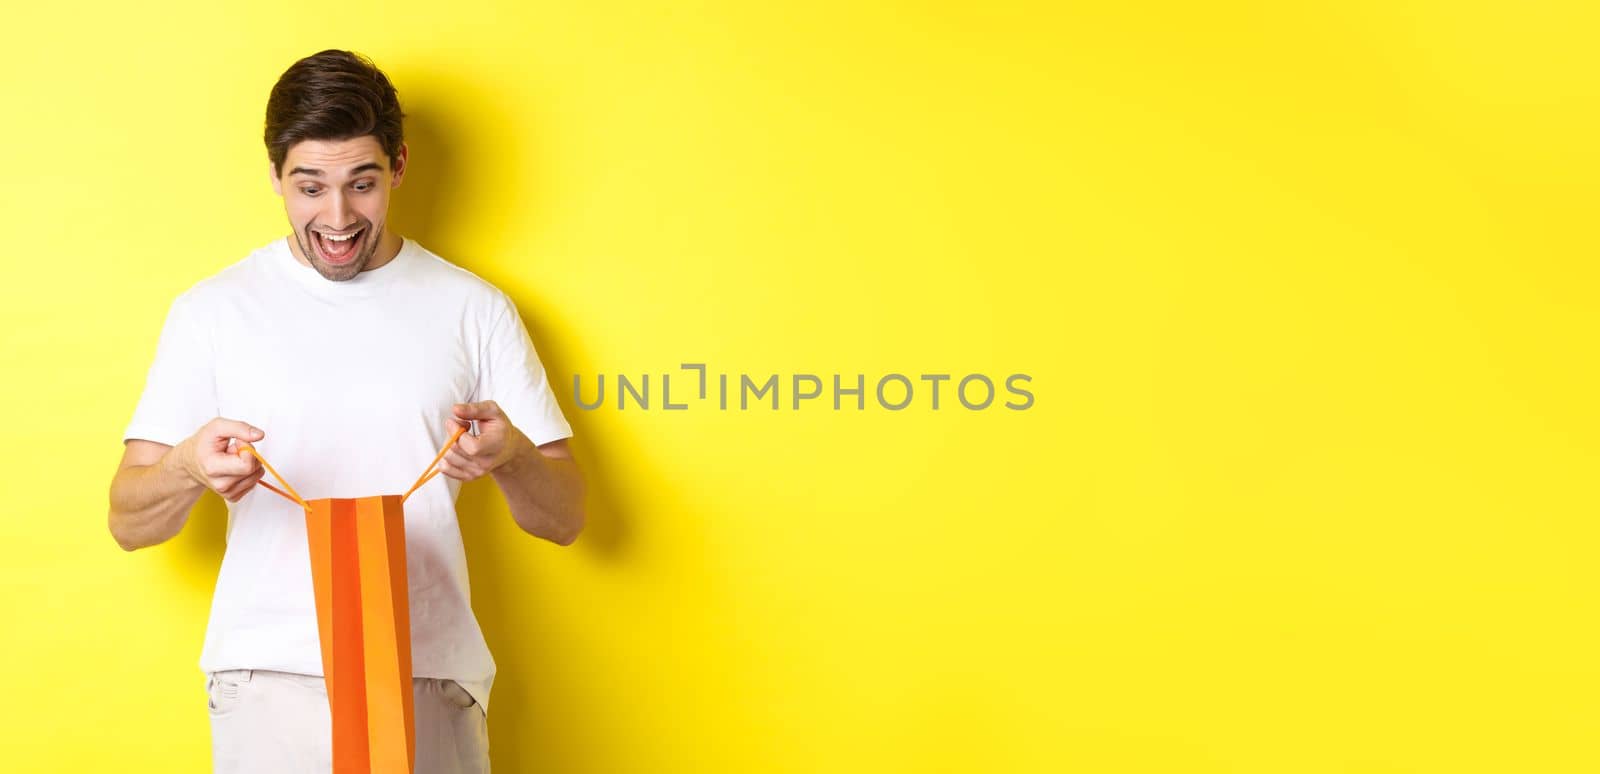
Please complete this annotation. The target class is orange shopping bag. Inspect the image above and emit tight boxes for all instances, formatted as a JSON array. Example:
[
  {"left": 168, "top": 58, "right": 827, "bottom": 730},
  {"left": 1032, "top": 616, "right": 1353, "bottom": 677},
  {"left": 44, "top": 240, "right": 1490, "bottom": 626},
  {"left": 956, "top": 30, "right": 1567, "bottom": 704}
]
[{"left": 239, "top": 424, "right": 467, "bottom": 774}]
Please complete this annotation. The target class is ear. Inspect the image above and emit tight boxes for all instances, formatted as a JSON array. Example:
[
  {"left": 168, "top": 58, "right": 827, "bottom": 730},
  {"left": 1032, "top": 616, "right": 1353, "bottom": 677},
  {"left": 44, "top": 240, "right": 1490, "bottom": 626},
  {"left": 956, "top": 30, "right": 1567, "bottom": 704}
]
[
  {"left": 269, "top": 162, "right": 283, "bottom": 196},
  {"left": 390, "top": 142, "right": 408, "bottom": 189}
]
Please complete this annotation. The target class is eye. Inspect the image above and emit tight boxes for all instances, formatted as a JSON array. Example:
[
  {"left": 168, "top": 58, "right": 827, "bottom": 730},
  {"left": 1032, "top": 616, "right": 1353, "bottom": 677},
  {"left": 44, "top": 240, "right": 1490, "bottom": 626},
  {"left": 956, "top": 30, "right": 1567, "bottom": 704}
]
[
  {"left": 299, "top": 187, "right": 321, "bottom": 196},
  {"left": 354, "top": 182, "right": 373, "bottom": 192}
]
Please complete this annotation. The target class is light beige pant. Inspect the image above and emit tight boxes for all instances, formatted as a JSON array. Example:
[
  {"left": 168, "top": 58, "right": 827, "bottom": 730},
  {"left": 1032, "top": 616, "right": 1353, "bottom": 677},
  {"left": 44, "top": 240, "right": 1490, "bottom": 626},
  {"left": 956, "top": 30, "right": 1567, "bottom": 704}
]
[{"left": 206, "top": 669, "right": 489, "bottom": 773}]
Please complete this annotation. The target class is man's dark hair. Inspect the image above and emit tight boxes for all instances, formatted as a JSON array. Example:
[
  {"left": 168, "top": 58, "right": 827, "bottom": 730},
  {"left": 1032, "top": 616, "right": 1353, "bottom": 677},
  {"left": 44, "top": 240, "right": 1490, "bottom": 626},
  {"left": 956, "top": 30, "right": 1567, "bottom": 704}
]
[{"left": 264, "top": 49, "right": 405, "bottom": 175}]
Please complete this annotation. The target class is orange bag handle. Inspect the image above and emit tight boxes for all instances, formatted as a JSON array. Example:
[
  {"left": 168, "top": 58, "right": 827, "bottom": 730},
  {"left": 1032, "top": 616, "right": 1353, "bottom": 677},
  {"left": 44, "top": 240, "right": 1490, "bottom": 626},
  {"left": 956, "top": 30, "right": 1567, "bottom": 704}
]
[
  {"left": 236, "top": 442, "right": 309, "bottom": 510},
  {"left": 402, "top": 423, "right": 469, "bottom": 502},
  {"left": 238, "top": 422, "right": 469, "bottom": 508}
]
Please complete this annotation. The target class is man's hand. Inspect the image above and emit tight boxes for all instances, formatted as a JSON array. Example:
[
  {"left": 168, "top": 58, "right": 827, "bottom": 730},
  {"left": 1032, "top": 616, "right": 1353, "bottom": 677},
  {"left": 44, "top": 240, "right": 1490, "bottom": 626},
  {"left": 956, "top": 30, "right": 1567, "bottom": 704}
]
[
  {"left": 439, "top": 401, "right": 528, "bottom": 482},
  {"left": 177, "top": 418, "right": 266, "bottom": 503},
  {"left": 440, "top": 401, "right": 585, "bottom": 544}
]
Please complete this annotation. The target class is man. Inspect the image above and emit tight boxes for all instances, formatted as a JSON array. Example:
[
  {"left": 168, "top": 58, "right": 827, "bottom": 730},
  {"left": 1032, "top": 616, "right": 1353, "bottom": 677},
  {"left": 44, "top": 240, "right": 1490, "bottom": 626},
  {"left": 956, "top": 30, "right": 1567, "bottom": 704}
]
[{"left": 106, "top": 49, "right": 585, "bottom": 773}]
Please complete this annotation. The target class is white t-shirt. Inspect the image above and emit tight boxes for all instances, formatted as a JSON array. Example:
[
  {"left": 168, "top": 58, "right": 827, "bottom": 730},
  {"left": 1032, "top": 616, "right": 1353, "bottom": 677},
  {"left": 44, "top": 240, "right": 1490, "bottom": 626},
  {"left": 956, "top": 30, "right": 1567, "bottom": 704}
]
[{"left": 122, "top": 236, "right": 573, "bottom": 714}]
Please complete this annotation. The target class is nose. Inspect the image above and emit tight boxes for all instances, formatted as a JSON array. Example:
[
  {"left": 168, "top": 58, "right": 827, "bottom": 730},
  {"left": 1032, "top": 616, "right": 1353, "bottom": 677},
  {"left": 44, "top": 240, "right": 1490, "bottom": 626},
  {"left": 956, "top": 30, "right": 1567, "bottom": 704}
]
[{"left": 323, "top": 191, "right": 357, "bottom": 231}]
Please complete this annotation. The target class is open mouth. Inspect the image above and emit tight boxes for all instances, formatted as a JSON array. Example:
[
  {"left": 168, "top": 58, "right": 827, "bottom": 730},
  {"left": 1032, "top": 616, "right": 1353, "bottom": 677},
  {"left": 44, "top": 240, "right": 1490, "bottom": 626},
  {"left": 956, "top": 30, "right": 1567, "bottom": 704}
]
[{"left": 312, "top": 227, "right": 365, "bottom": 265}]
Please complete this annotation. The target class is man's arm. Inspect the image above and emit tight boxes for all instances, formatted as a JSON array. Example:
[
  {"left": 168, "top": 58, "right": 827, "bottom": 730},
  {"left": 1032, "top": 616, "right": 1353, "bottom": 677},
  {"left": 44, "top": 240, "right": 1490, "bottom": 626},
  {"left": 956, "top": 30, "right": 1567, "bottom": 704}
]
[
  {"left": 491, "top": 435, "right": 586, "bottom": 545},
  {"left": 438, "top": 401, "right": 586, "bottom": 545},
  {"left": 107, "top": 419, "right": 266, "bottom": 551}
]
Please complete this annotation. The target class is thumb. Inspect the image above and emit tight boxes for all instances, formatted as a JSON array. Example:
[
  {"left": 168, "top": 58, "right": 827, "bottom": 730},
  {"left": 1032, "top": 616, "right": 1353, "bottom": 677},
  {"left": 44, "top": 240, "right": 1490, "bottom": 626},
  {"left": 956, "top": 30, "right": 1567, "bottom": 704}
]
[
  {"left": 205, "top": 422, "right": 262, "bottom": 454},
  {"left": 213, "top": 419, "right": 264, "bottom": 442}
]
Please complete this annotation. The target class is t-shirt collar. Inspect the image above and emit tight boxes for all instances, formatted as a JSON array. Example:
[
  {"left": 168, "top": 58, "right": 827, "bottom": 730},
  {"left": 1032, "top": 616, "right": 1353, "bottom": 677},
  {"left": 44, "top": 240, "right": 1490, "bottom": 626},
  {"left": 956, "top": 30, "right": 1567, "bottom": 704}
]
[{"left": 269, "top": 233, "right": 416, "bottom": 299}]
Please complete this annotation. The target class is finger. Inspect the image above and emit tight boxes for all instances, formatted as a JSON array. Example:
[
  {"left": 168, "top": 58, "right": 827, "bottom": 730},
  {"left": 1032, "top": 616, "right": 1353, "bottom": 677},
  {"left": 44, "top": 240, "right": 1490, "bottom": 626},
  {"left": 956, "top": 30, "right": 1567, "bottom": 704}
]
[
  {"left": 207, "top": 418, "right": 264, "bottom": 447},
  {"left": 211, "top": 441, "right": 260, "bottom": 466},
  {"left": 445, "top": 418, "right": 474, "bottom": 441},
  {"left": 218, "top": 481, "right": 250, "bottom": 502},
  {"left": 443, "top": 447, "right": 476, "bottom": 469},
  {"left": 437, "top": 456, "right": 469, "bottom": 481},
  {"left": 455, "top": 432, "right": 483, "bottom": 457},
  {"left": 231, "top": 445, "right": 263, "bottom": 468},
  {"left": 452, "top": 401, "right": 502, "bottom": 421},
  {"left": 202, "top": 451, "right": 256, "bottom": 479},
  {"left": 219, "top": 467, "right": 265, "bottom": 497},
  {"left": 224, "top": 476, "right": 260, "bottom": 502},
  {"left": 232, "top": 456, "right": 264, "bottom": 484}
]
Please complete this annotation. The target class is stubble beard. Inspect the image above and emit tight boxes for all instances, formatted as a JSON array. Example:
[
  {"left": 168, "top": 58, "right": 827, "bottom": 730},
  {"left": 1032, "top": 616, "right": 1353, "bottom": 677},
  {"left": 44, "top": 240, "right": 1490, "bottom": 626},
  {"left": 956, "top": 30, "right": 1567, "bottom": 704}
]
[{"left": 292, "top": 221, "right": 383, "bottom": 282}]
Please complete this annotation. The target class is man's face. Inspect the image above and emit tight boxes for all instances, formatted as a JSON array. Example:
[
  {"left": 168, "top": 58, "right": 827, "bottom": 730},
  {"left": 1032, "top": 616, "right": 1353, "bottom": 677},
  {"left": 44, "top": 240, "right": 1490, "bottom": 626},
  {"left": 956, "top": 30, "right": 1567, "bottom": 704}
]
[{"left": 271, "top": 136, "right": 407, "bottom": 282}]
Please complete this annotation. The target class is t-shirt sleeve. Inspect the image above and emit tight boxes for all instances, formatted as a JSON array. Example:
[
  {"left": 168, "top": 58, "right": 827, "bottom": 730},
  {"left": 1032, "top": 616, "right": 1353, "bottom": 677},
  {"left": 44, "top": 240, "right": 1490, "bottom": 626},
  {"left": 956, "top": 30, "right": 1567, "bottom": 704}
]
[
  {"left": 474, "top": 293, "right": 573, "bottom": 446},
  {"left": 122, "top": 291, "right": 218, "bottom": 447}
]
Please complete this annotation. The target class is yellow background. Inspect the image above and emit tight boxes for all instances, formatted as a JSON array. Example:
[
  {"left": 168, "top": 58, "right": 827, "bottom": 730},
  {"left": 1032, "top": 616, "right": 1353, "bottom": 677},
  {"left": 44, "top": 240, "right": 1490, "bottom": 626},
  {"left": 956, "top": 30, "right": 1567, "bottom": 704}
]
[{"left": 2, "top": 1, "right": 1596, "bottom": 771}]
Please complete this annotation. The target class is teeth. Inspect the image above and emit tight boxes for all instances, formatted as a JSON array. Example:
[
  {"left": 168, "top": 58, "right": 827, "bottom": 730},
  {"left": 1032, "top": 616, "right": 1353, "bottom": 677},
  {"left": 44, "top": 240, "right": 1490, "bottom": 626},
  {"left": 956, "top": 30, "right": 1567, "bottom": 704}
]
[{"left": 319, "top": 230, "right": 359, "bottom": 241}]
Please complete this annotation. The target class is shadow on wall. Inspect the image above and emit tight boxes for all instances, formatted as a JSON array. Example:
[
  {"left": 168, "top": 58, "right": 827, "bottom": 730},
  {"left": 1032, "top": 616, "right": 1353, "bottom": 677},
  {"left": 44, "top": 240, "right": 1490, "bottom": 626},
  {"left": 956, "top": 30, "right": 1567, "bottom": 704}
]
[
  {"left": 394, "top": 84, "right": 638, "bottom": 772},
  {"left": 160, "top": 73, "right": 639, "bottom": 773}
]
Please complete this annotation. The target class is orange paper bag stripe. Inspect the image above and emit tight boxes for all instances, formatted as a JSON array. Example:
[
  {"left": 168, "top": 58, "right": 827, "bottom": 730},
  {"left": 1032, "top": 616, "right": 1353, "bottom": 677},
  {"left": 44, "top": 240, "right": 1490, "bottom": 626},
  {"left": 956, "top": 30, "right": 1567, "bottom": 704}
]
[{"left": 306, "top": 496, "right": 415, "bottom": 774}]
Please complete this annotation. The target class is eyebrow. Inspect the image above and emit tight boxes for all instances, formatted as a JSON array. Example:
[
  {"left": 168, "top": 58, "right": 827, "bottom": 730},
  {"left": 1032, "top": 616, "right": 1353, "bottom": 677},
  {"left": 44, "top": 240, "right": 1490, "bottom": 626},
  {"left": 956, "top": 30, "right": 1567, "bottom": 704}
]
[{"left": 288, "top": 162, "right": 384, "bottom": 178}]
